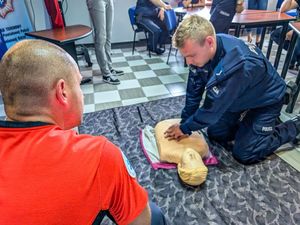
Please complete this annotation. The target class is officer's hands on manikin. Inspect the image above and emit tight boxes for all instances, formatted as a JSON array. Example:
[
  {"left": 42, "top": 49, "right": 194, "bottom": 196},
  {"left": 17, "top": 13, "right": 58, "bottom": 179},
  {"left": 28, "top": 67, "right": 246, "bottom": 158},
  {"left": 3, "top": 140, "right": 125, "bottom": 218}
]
[{"left": 164, "top": 123, "right": 189, "bottom": 141}]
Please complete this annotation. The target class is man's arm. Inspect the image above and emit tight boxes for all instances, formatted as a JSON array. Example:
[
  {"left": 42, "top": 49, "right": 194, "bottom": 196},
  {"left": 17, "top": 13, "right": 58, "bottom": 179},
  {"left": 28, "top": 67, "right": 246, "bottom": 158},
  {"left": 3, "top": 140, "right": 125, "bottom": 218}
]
[
  {"left": 280, "top": 0, "right": 299, "bottom": 12},
  {"left": 129, "top": 203, "right": 151, "bottom": 225},
  {"left": 181, "top": 69, "right": 205, "bottom": 124},
  {"left": 98, "top": 140, "right": 150, "bottom": 225},
  {"left": 150, "top": 0, "right": 172, "bottom": 9}
]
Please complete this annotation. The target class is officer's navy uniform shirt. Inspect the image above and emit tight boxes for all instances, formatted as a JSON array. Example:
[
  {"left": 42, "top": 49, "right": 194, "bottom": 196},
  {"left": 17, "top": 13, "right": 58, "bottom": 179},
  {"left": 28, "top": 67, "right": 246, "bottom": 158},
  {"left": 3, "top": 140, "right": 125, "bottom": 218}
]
[{"left": 180, "top": 34, "right": 286, "bottom": 135}]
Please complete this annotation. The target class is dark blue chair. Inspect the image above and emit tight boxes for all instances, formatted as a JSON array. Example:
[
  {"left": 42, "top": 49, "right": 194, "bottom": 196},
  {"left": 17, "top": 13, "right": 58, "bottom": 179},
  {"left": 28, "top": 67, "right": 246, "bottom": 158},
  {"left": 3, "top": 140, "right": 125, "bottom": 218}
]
[
  {"left": 0, "top": 31, "right": 7, "bottom": 60},
  {"left": 128, "top": 6, "right": 149, "bottom": 56},
  {"left": 164, "top": 9, "right": 178, "bottom": 64}
]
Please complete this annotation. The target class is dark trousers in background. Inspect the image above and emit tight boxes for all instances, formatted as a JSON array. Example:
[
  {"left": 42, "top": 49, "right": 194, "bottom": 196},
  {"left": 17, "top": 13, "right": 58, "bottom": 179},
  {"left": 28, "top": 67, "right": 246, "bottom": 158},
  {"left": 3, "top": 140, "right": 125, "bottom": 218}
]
[
  {"left": 207, "top": 100, "right": 297, "bottom": 164},
  {"left": 210, "top": 0, "right": 236, "bottom": 34},
  {"left": 92, "top": 202, "right": 167, "bottom": 225},
  {"left": 137, "top": 16, "right": 169, "bottom": 52},
  {"left": 271, "top": 26, "right": 300, "bottom": 66},
  {"left": 246, "top": 0, "right": 268, "bottom": 35}
]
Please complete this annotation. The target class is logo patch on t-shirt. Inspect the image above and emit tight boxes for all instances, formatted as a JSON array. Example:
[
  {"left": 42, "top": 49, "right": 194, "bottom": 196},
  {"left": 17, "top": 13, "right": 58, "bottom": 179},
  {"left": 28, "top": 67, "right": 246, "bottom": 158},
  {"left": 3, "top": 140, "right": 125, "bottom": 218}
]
[{"left": 121, "top": 151, "right": 136, "bottom": 178}]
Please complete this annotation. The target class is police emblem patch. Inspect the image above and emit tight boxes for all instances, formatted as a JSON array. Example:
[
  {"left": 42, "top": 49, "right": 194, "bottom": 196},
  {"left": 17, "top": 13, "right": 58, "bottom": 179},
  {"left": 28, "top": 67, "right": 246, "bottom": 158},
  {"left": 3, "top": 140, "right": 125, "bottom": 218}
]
[
  {"left": 212, "top": 86, "right": 219, "bottom": 95},
  {"left": 0, "top": 0, "right": 13, "bottom": 19},
  {"left": 121, "top": 151, "right": 136, "bottom": 178}
]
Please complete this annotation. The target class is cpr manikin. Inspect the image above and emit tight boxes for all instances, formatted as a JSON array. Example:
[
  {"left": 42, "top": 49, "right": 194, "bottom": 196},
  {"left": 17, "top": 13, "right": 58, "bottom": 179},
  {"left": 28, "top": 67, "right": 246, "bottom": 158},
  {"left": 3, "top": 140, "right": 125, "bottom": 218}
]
[{"left": 154, "top": 119, "right": 209, "bottom": 186}]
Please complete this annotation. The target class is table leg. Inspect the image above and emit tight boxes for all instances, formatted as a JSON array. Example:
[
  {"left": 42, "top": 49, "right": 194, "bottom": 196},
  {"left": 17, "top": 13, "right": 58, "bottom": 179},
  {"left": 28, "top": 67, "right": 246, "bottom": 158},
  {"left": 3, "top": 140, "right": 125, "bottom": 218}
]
[
  {"left": 61, "top": 42, "right": 91, "bottom": 84},
  {"left": 234, "top": 25, "right": 241, "bottom": 37}
]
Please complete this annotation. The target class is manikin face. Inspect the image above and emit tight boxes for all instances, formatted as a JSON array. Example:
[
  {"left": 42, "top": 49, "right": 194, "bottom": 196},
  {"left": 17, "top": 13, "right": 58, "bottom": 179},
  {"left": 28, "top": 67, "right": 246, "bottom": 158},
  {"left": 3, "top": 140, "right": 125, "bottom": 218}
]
[
  {"left": 181, "top": 148, "right": 203, "bottom": 169},
  {"left": 179, "top": 37, "right": 214, "bottom": 67}
]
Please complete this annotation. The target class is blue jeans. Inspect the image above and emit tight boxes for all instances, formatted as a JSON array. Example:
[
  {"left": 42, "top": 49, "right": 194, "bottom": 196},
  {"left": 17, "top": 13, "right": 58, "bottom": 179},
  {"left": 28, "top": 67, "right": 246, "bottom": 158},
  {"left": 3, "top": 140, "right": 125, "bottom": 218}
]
[
  {"left": 246, "top": 0, "right": 268, "bottom": 35},
  {"left": 207, "top": 100, "right": 297, "bottom": 164},
  {"left": 137, "top": 16, "right": 168, "bottom": 52}
]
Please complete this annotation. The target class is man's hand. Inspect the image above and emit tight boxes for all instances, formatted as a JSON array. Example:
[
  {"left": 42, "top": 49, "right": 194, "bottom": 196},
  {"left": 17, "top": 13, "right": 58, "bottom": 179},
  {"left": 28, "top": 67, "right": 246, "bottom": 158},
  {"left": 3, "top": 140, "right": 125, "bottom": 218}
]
[
  {"left": 164, "top": 123, "right": 188, "bottom": 141},
  {"left": 286, "top": 30, "right": 294, "bottom": 41},
  {"left": 164, "top": 4, "right": 172, "bottom": 10},
  {"left": 158, "top": 7, "right": 165, "bottom": 21},
  {"left": 182, "top": 0, "right": 192, "bottom": 8},
  {"left": 236, "top": 0, "right": 244, "bottom": 13}
]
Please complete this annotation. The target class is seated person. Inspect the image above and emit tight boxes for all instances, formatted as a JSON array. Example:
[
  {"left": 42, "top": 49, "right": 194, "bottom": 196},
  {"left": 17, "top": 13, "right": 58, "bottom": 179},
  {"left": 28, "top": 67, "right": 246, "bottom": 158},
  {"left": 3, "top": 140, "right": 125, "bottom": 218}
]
[
  {"left": 178, "top": 0, "right": 205, "bottom": 8},
  {"left": 270, "top": 0, "right": 300, "bottom": 70},
  {"left": 0, "top": 40, "right": 166, "bottom": 225},
  {"left": 135, "top": 0, "right": 171, "bottom": 55}
]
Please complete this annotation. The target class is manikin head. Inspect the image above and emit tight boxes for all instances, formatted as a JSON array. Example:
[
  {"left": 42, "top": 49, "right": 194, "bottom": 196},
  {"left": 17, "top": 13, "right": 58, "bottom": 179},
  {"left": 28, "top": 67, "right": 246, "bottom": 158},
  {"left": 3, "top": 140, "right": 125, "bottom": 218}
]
[{"left": 177, "top": 148, "right": 208, "bottom": 186}]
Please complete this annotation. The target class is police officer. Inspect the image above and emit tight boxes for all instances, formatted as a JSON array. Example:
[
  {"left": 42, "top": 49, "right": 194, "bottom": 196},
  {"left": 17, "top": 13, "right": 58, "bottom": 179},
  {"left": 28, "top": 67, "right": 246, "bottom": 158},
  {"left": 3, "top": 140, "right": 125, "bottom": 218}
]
[
  {"left": 135, "top": 0, "right": 171, "bottom": 55},
  {"left": 165, "top": 15, "right": 300, "bottom": 165}
]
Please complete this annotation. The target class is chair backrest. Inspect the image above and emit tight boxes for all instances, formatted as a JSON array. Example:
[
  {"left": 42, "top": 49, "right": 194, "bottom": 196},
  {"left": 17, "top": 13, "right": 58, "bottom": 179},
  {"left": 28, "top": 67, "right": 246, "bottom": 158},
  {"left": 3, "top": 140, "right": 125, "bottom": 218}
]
[
  {"left": 0, "top": 31, "right": 7, "bottom": 60},
  {"left": 128, "top": 6, "right": 136, "bottom": 26},
  {"left": 164, "top": 9, "right": 177, "bottom": 33},
  {"left": 286, "top": 9, "right": 298, "bottom": 17}
]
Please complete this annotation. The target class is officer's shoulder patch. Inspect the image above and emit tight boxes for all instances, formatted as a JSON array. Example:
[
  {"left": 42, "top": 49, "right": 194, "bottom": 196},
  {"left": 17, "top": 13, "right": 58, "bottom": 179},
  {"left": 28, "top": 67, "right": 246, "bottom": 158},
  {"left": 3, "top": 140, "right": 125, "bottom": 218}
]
[{"left": 121, "top": 151, "right": 136, "bottom": 178}]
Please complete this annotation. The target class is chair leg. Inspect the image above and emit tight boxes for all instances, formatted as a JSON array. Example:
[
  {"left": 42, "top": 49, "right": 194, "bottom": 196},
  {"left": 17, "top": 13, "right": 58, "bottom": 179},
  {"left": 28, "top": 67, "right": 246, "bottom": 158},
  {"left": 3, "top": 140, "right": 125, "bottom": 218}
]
[
  {"left": 132, "top": 31, "right": 136, "bottom": 55},
  {"left": 81, "top": 45, "right": 92, "bottom": 67},
  {"left": 145, "top": 31, "right": 151, "bottom": 58},
  {"left": 167, "top": 43, "right": 172, "bottom": 64}
]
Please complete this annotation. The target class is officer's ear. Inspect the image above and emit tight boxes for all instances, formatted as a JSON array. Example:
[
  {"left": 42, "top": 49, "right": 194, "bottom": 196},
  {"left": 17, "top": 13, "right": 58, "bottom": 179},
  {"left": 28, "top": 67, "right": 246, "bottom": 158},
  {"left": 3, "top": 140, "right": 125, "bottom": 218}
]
[{"left": 205, "top": 36, "right": 215, "bottom": 48}]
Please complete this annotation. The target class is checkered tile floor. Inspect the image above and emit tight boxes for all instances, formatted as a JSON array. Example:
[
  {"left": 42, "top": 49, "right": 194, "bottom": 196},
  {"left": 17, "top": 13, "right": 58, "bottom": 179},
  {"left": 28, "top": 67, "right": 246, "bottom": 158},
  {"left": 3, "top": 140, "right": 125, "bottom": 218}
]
[
  {"left": 78, "top": 45, "right": 189, "bottom": 113},
  {"left": 0, "top": 35, "right": 300, "bottom": 119}
]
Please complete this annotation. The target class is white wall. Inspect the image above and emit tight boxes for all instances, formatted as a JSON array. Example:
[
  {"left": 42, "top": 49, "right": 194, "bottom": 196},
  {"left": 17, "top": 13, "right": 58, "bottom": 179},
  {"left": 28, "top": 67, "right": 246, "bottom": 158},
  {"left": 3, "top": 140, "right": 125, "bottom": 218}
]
[{"left": 25, "top": 0, "right": 138, "bottom": 44}]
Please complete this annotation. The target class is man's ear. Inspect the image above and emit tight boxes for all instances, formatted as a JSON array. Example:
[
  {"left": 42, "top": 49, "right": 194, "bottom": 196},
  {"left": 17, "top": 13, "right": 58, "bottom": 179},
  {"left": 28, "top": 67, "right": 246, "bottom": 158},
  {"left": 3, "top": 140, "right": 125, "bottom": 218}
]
[
  {"left": 206, "top": 36, "right": 214, "bottom": 47},
  {"left": 55, "top": 79, "right": 68, "bottom": 105}
]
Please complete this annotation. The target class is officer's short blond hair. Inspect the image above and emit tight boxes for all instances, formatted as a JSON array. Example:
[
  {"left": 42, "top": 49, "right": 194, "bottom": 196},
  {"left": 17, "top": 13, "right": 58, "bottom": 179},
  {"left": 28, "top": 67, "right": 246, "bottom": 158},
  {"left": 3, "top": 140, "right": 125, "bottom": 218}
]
[{"left": 173, "top": 15, "right": 216, "bottom": 48}]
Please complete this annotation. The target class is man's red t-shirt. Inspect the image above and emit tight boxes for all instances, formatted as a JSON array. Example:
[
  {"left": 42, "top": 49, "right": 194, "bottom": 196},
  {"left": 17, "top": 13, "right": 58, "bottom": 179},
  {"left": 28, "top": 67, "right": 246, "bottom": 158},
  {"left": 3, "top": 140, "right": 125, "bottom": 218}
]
[{"left": 0, "top": 122, "right": 148, "bottom": 225}]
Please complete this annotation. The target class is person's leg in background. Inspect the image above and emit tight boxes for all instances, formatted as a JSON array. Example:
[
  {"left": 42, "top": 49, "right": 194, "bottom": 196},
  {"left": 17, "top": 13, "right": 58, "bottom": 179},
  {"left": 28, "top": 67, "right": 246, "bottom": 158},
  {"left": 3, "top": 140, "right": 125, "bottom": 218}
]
[
  {"left": 86, "top": 0, "right": 120, "bottom": 85},
  {"left": 270, "top": 27, "right": 298, "bottom": 69},
  {"left": 289, "top": 38, "right": 300, "bottom": 70},
  {"left": 246, "top": 0, "right": 258, "bottom": 43},
  {"left": 105, "top": 0, "right": 124, "bottom": 76},
  {"left": 150, "top": 202, "right": 167, "bottom": 225},
  {"left": 138, "top": 17, "right": 165, "bottom": 55},
  {"left": 153, "top": 17, "right": 169, "bottom": 51},
  {"left": 254, "top": 0, "right": 268, "bottom": 45},
  {"left": 210, "top": 0, "right": 236, "bottom": 34}
]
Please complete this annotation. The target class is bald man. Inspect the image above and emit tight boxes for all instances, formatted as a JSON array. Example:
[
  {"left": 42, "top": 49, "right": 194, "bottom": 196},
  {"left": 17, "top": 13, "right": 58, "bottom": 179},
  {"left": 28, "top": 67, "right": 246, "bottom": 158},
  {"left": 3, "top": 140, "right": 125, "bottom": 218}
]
[{"left": 0, "top": 40, "right": 166, "bottom": 225}]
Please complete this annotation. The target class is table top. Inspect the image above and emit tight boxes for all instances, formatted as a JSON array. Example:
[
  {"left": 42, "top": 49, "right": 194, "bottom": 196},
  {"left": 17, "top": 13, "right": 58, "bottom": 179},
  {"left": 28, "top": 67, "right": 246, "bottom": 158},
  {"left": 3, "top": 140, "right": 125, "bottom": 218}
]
[
  {"left": 175, "top": 7, "right": 295, "bottom": 25},
  {"left": 232, "top": 11, "right": 296, "bottom": 25},
  {"left": 289, "top": 21, "right": 300, "bottom": 35},
  {"left": 26, "top": 25, "right": 92, "bottom": 44}
]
